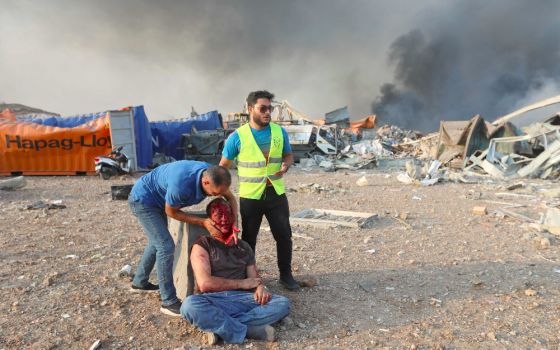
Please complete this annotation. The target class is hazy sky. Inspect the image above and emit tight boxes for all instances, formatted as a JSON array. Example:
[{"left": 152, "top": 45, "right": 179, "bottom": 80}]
[{"left": 1, "top": 0, "right": 559, "bottom": 130}]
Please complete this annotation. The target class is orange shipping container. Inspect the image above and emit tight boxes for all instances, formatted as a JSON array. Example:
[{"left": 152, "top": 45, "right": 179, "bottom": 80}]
[{"left": 0, "top": 113, "right": 112, "bottom": 176}]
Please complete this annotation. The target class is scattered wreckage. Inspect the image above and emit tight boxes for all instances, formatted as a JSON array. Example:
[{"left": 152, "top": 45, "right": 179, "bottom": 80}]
[{"left": 294, "top": 94, "right": 560, "bottom": 184}]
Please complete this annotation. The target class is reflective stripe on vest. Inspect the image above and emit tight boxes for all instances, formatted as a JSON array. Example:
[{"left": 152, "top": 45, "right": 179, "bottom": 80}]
[{"left": 237, "top": 123, "right": 286, "bottom": 199}]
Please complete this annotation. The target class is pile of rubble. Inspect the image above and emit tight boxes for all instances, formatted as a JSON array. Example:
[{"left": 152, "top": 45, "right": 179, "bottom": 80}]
[
  {"left": 375, "top": 124, "right": 422, "bottom": 145},
  {"left": 296, "top": 95, "right": 560, "bottom": 185}
]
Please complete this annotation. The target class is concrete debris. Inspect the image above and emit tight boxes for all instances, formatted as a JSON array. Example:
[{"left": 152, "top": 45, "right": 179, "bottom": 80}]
[
  {"left": 0, "top": 176, "right": 26, "bottom": 190},
  {"left": 543, "top": 207, "right": 560, "bottom": 235},
  {"left": 24, "top": 200, "right": 66, "bottom": 210},
  {"left": 420, "top": 178, "right": 440, "bottom": 186},
  {"left": 465, "top": 190, "right": 483, "bottom": 200},
  {"left": 356, "top": 176, "right": 369, "bottom": 186},
  {"left": 495, "top": 207, "right": 538, "bottom": 223},
  {"left": 397, "top": 173, "right": 414, "bottom": 184},
  {"left": 395, "top": 173, "right": 413, "bottom": 184},
  {"left": 118, "top": 264, "right": 133, "bottom": 278},
  {"left": 376, "top": 124, "right": 422, "bottom": 145},
  {"left": 505, "top": 182, "right": 524, "bottom": 191},
  {"left": 406, "top": 160, "right": 423, "bottom": 180},
  {"left": 397, "top": 212, "right": 409, "bottom": 220},
  {"left": 396, "top": 160, "right": 443, "bottom": 186},
  {"left": 289, "top": 183, "right": 337, "bottom": 194},
  {"left": 89, "top": 340, "right": 101, "bottom": 350},
  {"left": 524, "top": 289, "right": 538, "bottom": 297},
  {"left": 472, "top": 206, "right": 487, "bottom": 216},
  {"left": 351, "top": 139, "right": 392, "bottom": 157},
  {"left": 319, "top": 160, "right": 334, "bottom": 170},
  {"left": 291, "top": 209, "right": 378, "bottom": 228},
  {"left": 533, "top": 236, "right": 551, "bottom": 249},
  {"left": 299, "top": 158, "right": 318, "bottom": 168}
]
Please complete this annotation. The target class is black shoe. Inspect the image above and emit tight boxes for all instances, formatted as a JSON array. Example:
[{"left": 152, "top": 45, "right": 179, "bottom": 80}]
[
  {"left": 130, "top": 282, "right": 159, "bottom": 293},
  {"left": 279, "top": 273, "right": 300, "bottom": 290},
  {"left": 160, "top": 301, "right": 182, "bottom": 317}
]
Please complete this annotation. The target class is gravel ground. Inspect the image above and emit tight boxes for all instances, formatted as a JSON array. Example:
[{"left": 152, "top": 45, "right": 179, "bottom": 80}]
[{"left": 1, "top": 166, "right": 560, "bottom": 350}]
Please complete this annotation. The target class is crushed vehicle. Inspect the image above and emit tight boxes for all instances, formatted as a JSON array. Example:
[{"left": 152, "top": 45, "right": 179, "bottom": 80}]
[{"left": 282, "top": 124, "right": 340, "bottom": 161}]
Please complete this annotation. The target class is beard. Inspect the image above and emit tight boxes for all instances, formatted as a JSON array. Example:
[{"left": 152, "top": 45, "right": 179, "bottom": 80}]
[{"left": 252, "top": 115, "right": 270, "bottom": 127}]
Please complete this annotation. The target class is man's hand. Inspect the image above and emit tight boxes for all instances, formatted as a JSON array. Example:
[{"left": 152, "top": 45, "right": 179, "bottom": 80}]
[
  {"left": 202, "top": 218, "right": 222, "bottom": 238},
  {"left": 254, "top": 284, "right": 272, "bottom": 305},
  {"left": 239, "top": 277, "right": 262, "bottom": 290},
  {"left": 225, "top": 224, "right": 241, "bottom": 245},
  {"left": 273, "top": 162, "right": 290, "bottom": 178}
]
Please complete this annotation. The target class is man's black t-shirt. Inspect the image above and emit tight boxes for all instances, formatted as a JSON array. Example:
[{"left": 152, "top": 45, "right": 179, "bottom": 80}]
[{"left": 193, "top": 236, "right": 255, "bottom": 282}]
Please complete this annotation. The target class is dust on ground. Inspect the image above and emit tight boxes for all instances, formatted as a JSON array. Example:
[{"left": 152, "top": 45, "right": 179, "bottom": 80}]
[{"left": 1, "top": 168, "right": 560, "bottom": 350}]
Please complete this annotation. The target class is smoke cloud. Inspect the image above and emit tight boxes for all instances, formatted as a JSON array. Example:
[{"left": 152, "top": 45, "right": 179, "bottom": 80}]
[
  {"left": 1, "top": 0, "right": 559, "bottom": 129},
  {"left": 372, "top": 0, "right": 560, "bottom": 131},
  {"left": 0, "top": 0, "right": 433, "bottom": 120}
]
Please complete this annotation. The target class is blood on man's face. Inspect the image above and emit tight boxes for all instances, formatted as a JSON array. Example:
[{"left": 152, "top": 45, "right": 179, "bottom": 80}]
[{"left": 209, "top": 201, "right": 234, "bottom": 239}]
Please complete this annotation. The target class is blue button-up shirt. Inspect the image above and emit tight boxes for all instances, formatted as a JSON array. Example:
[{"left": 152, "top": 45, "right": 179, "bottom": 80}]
[{"left": 130, "top": 160, "right": 210, "bottom": 209}]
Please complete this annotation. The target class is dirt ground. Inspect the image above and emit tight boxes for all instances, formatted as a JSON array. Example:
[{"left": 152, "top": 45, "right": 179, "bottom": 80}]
[{"left": 2, "top": 166, "right": 560, "bottom": 350}]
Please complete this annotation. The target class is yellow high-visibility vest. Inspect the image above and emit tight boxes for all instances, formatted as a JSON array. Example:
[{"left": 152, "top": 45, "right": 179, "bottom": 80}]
[{"left": 237, "top": 123, "right": 285, "bottom": 199}]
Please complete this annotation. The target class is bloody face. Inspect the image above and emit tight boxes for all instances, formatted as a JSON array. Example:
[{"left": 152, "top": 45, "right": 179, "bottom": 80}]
[{"left": 208, "top": 200, "right": 234, "bottom": 241}]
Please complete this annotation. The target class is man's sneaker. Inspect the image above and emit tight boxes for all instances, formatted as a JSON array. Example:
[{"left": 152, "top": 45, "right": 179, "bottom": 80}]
[
  {"left": 205, "top": 332, "right": 219, "bottom": 345},
  {"left": 279, "top": 273, "right": 300, "bottom": 291},
  {"left": 160, "top": 301, "right": 182, "bottom": 317},
  {"left": 246, "top": 325, "right": 276, "bottom": 342},
  {"left": 130, "top": 282, "right": 159, "bottom": 293}
]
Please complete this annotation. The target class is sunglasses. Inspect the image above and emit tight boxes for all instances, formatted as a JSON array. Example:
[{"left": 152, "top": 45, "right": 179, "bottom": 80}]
[{"left": 255, "top": 105, "right": 275, "bottom": 113}]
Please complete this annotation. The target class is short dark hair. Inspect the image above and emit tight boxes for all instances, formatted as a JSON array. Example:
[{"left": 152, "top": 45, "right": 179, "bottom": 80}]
[
  {"left": 204, "top": 165, "right": 231, "bottom": 187},
  {"left": 206, "top": 197, "right": 231, "bottom": 217},
  {"left": 246, "top": 90, "right": 275, "bottom": 107}
]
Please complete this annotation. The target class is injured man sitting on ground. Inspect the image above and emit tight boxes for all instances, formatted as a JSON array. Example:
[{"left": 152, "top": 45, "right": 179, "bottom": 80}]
[{"left": 180, "top": 197, "right": 291, "bottom": 345}]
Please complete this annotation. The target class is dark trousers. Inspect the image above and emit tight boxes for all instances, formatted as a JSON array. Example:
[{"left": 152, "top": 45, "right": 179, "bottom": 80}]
[{"left": 240, "top": 186, "right": 293, "bottom": 275}]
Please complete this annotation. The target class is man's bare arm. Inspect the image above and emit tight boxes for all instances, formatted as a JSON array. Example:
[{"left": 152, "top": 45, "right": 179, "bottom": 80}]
[
  {"left": 283, "top": 152, "right": 294, "bottom": 168},
  {"left": 275, "top": 152, "right": 293, "bottom": 177},
  {"left": 219, "top": 156, "right": 234, "bottom": 169},
  {"left": 165, "top": 204, "right": 221, "bottom": 237},
  {"left": 246, "top": 264, "right": 259, "bottom": 279},
  {"left": 191, "top": 244, "right": 261, "bottom": 293}
]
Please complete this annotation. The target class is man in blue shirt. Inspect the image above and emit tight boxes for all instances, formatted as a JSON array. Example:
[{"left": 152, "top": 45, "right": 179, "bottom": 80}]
[
  {"left": 220, "top": 90, "right": 299, "bottom": 290},
  {"left": 128, "top": 161, "right": 238, "bottom": 316}
]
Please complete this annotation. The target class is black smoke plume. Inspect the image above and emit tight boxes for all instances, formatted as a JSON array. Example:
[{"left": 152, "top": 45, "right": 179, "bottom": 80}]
[{"left": 372, "top": 1, "right": 560, "bottom": 131}]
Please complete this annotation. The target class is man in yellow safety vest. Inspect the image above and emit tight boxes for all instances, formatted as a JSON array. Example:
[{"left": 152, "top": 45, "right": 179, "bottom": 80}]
[{"left": 219, "top": 90, "right": 299, "bottom": 290}]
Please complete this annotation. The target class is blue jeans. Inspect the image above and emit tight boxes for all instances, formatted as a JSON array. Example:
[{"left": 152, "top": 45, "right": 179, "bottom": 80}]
[
  {"left": 181, "top": 291, "right": 291, "bottom": 344},
  {"left": 129, "top": 197, "right": 179, "bottom": 306}
]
